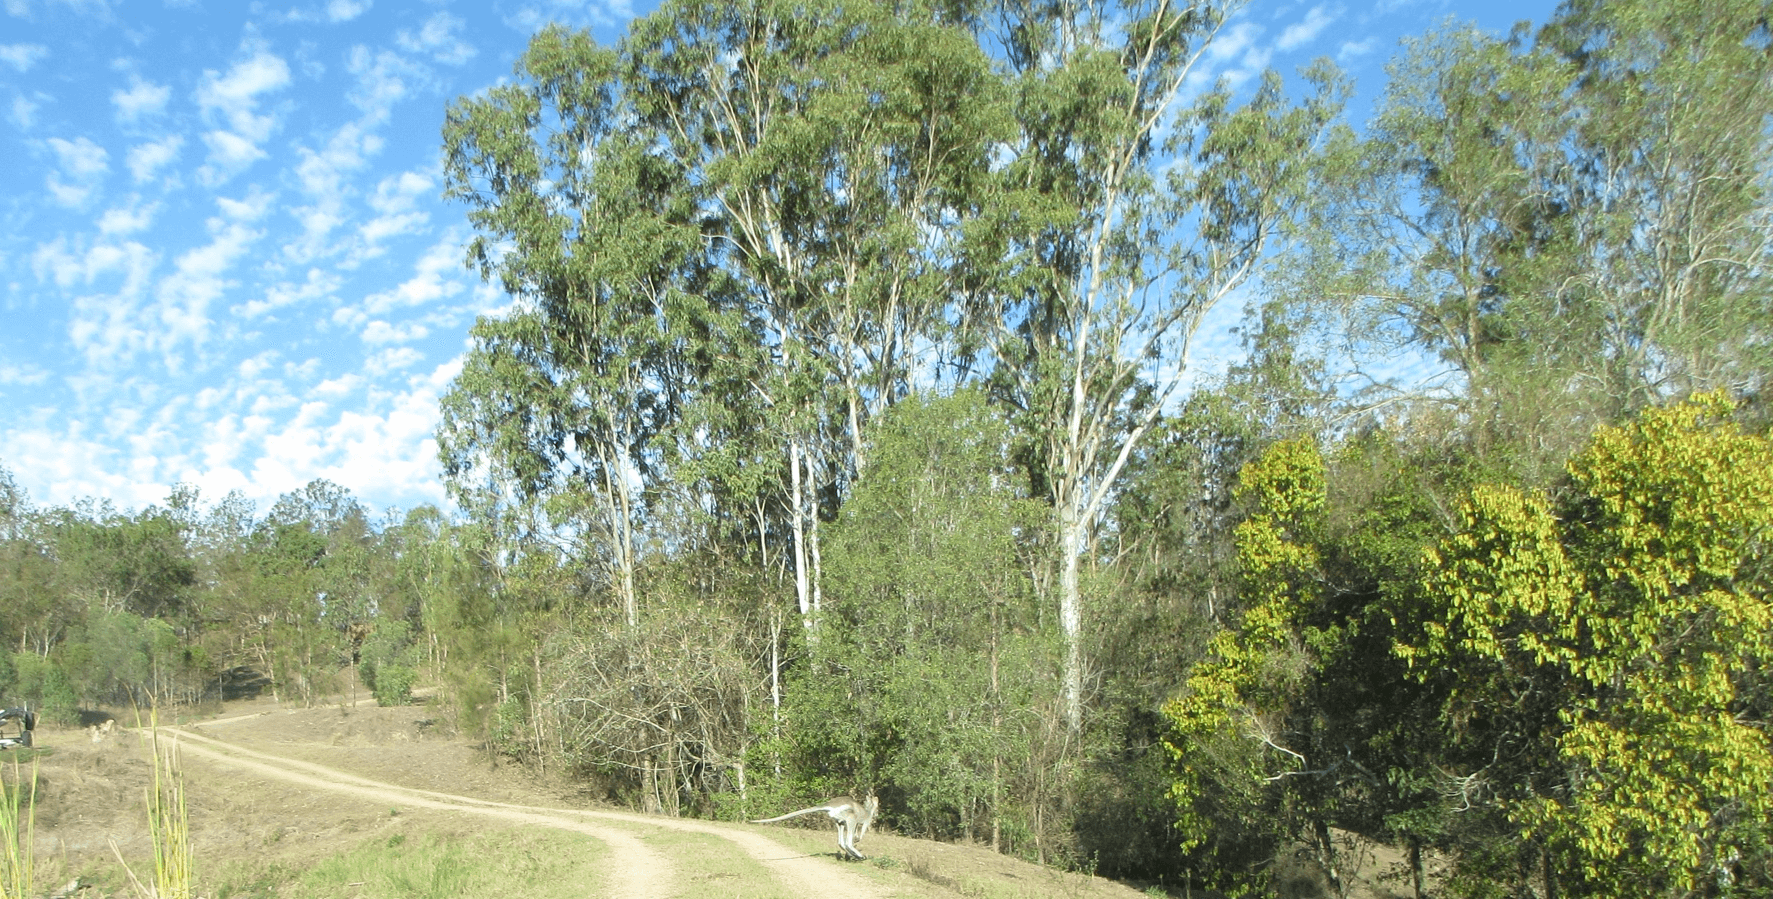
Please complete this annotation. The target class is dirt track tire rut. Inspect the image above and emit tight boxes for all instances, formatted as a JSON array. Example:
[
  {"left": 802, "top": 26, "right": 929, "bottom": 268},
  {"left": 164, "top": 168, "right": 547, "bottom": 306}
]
[{"left": 162, "top": 725, "right": 892, "bottom": 899}]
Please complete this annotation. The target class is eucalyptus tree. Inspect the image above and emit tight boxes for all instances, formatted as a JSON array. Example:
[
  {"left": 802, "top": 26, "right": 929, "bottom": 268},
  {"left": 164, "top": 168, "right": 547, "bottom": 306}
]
[
  {"left": 623, "top": 0, "right": 1010, "bottom": 624},
  {"left": 1277, "top": 27, "right": 1575, "bottom": 402},
  {"left": 440, "top": 27, "right": 714, "bottom": 628},
  {"left": 441, "top": 0, "right": 1008, "bottom": 628},
  {"left": 1283, "top": 0, "right": 1772, "bottom": 452},
  {"left": 1539, "top": 0, "right": 1773, "bottom": 405},
  {"left": 976, "top": 0, "right": 1344, "bottom": 732}
]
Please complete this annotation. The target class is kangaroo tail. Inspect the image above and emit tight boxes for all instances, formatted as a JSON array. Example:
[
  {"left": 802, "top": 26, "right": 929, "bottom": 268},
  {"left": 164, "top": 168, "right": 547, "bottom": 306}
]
[{"left": 750, "top": 806, "right": 831, "bottom": 824}]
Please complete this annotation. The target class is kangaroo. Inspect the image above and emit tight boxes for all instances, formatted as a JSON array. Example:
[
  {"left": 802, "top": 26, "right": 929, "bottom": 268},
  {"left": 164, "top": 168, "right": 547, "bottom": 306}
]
[{"left": 751, "top": 794, "right": 879, "bottom": 860}]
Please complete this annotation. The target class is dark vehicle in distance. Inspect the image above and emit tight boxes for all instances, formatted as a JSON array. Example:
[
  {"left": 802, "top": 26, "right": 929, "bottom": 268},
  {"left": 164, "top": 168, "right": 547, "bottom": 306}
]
[{"left": 0, "top": 708, "right": 35, "bottom": 749}]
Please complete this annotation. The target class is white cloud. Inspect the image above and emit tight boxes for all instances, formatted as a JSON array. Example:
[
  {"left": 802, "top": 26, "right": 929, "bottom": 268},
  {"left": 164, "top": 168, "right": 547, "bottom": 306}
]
[
  {"left": 313, "top": 373, "right": 363, "bottom": 398},
  {"left": 1337, "top": 37, "right": 1378, "bottom": 63},
  {"left": 504, "top": 0, "right": 633, "bottom": 32},
  {"left": 362, "top": 236, "right": 463, "bottom": 315},
  {"left": 295, "top": 120, "right": 382, "bottom": 195},
  {"left": 46, "top": 175, "right": 93, "bottom": 207},
  {"left": 60, "top": 242, "right": 159, "bottom": 366},
  {"left": 45, "top": 136, "right": 109, "bottom": 207},
  {"left": 196, "top": 51, "right": 292, "bottom": 126},
  {"left": 397, "top": 12, "right": 475, "bottom": 65},
  {"left": 150, "top": 201, "right": 267, "bottom": 361},
  {"left": 11, "top": 94, "right": 38, "bottom": 128},
  {"left": 201, "top": 129, "right": 265, "bottom": 175},
  {"left": 360, "top": 319, "right": 430, "bottom": 344},
  {"left": 98, "top": 199, "right": 157, "bottom": 235},
  {"left": 327, "top": 0, "right": 369, "bottom": 21},
  {"left": 112, "top": 75, "right": 171, "bottom": 123},
  {"left": 0, "top": 421, "right": 164, "bottom": 513},
  {"left": 236, "top": 267, "right": 341, "bottom": 318},
  {"left": 1277, "top": 4, "right": 1340, "bottom": 52},
  {"left": 216, "top": 188, "right": 275, "bottom": 222},
  {"left": 284, "top": 357, "right": 321, "bottom": 381},
  {"left": 285, "top": 121, "right": 387, "bottom": 262},
  {"left": 372, "top": 169, "right": 431, "bottom": 209},
  {"left": 49, "top": 135, "right": 109, "bottom": 177},
  {"left": 365, "top": 346, "right": 421, "bottom": 375},
  {"left": 353, "top": 175, "right": 432, "bottom": 261},
  {"left": 237, "top": 350, "right": 281, "bottom": 380},
  {"left": 0, "top": 361, "right": 49, "bottom": 386},
  {"left": 195, "top": 50, "right": 291, "bottom": 182},
  {"left": 127, "top": 134, "right": 183, "bottom": 183},
  {"left": 346, "top": 45, "right": 426, "bottom": 123},
  {"left": 0, "top": 43, "right": 47, "bottom": 71},
  {"left": 1186, "top": 21, "right": 1272, "bottom": 93},
  {"left": 32, "top": 235, "right": 154, "bottom": 288}
]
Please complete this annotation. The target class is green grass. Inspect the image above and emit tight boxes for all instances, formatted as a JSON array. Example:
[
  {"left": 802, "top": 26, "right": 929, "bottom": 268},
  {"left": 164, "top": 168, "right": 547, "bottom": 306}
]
[
  {"left": 641, "top": 828, "right": 799, "bottom": 899},
  {"left": 0, "top": 756, "right": 36, "bottom": 899},
  {"left": 290, "top": 828, "right": 614, "bottom": 899}
]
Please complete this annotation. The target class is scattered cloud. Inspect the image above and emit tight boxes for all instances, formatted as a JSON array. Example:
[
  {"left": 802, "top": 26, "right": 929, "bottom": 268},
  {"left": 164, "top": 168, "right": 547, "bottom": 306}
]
[
  {"left": 503, "top": 0, "right": 633, "bottom": 33},
  {"left": 397, "top": 12, "right": 475, "bottom": 65},
  {"left": 112, "top": 75, "right": 172, "bottom": 122},
  {"left": 0, "top": 43, "right": 48, "bottom": 71},
  {"left": 365, "top": 346, "right": 421, "bottom": 375},
  {"left": 126, "top": 134, "right": 183, "bottom": 183},
  {"left": 48, "top": 135, "right": 109, "bottom": 178},
  {"left": 98, "top": 198, "right": 157, "bottom": 235},
  {"left": 1338, "top": 37, "right": 1378, "bottom": 63},
  {"left": 45, "top": 135, "right": 109, "bottom": 206},
  {"left": 32, "top": 234, "right": 155, "bottom": 289},
  {"left": 147, "top": 197, "right": 270, "bottom": 363},
  {"left": 1187, "top": 21, "right": 1272, "bottom": 92},
  {"left": 0, "top": 361, "right": 49, "bottom": 386},
  {"left": 345, "top": 44, "right": 426, "bottom": 123},
  {"left": 235, "top": 267, "right": 341, "bottom": 318},
  {"left": 348, "top": 168, "right": 433, "bottom": 262},
  {"left": 236, "top": 349, "right": 282, "bottom": 380},
  {"left": 326, "top": 0, "right": 369, "bottom": 22},
  {"left": 1278, "top": 4, "right": 1341, "bottom": 51},
  {"left": 194, "top": 49, "right": 291, "bottom": 183},
  {"left": 285, "top": 121, "right": 386, "bottom": 262},
  {"left": 360, "top": 236, "right": 463, "bottom": 316},
  {"left": 10, "top": 93, "right": 39, "bottom": 128},
  {"left": 359, "top": 318, "right": 429, "bottom": 344},
  {"left": 60, "top": 241, "right": 159, "bottom": 365}
]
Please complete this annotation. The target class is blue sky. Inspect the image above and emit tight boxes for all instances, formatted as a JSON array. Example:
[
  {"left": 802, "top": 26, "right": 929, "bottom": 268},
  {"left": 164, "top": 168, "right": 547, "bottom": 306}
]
[{"left": 1, "top": 0, "right": 1549, "bottom": 520}]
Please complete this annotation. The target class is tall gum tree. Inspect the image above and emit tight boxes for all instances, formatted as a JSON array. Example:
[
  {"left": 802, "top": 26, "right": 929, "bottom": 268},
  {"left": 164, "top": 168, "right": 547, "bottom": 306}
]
[
  {"left": 977, "top": 0, "right": 1344, "bottom": 732},
  {"left": 624, "top": 0, "right": 1010, "bottom": 624},
  {"left": 442, "top": 0, "right": 1009, "bottom": 630},
  {"left": 1279, "top": 0, "right": 1771, "bottom": 446},
  {"left": 440, "top": 28, "right": 713, "bottom": 628},
  {"left": 1540, "top": 0, "right": 1773, "bottom": 404}
]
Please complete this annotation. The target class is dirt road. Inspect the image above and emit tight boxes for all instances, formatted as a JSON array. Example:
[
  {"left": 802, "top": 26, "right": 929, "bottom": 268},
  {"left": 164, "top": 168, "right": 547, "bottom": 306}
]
[{"left": 163, "top": 719, "right": 896, "bottom": 899}]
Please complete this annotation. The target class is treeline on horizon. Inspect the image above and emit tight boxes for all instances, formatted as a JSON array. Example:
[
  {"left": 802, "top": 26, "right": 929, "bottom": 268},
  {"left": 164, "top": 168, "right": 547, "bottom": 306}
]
[{"left": 4, "top": 0, "right": 1772, "bottom": 894}]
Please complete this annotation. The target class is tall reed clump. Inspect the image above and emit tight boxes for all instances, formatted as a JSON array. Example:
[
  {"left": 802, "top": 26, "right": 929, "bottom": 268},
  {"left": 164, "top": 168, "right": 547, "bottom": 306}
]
[
  {"left": 146, "top": 728, "right": 192, "bottom": 899},
  {"left": 116, "top": 718, "right": 193, "bottom": 899},
  {"left": 0, "top": 756, "right": 35, "bottom": 899}
]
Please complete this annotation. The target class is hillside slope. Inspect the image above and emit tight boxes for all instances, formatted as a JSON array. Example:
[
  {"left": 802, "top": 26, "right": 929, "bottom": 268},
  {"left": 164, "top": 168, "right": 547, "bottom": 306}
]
[{"left": 15, "top": 697, "right": 1155, "bottom": 899}]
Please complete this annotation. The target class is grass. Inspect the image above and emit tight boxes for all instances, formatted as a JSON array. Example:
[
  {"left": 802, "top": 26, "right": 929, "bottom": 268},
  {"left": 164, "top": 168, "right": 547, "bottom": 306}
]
[
  {"left": 113, "top": 718, "right": 194, "bottom": 899},
  {"left": 0, "top": 756, "right": 36, "bottom": 899},
  {"left": 641, "top": 828, "right": 801, "bottom": 899},
  {"left": 292, "top": 828, "right": 615, "bottom": 899}
]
